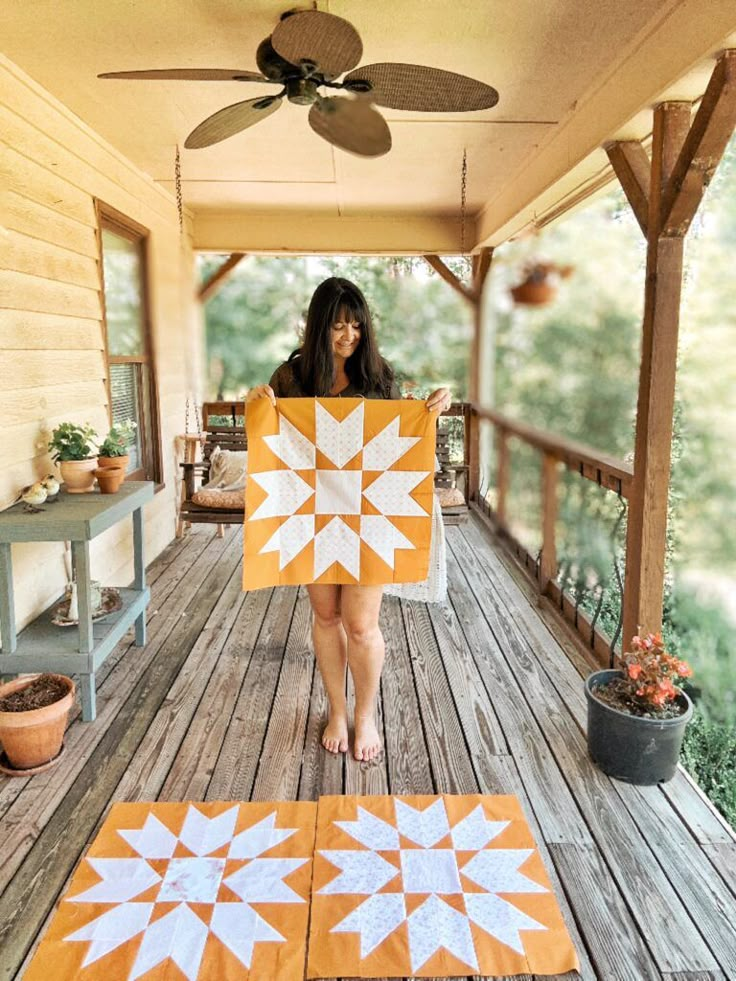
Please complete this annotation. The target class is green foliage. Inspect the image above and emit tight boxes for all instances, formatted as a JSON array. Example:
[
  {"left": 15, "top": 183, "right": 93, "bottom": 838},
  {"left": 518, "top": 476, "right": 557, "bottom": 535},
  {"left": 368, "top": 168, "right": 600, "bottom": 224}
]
[
  {"left": 200, "top": 255, "right": 472, "bottom": 399},
  {"left": 98, "top": 420, "right": 137, "bottom": 458},
  {"left": 681, "top": 710, "right": 736, "bottom": 827},
  {"left": 48, "top": 422, "right": 97, "bottom": 462}
]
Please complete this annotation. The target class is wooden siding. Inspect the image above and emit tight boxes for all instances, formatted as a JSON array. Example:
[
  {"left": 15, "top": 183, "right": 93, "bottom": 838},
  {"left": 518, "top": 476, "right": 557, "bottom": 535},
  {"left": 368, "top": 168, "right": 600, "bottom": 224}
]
[
  {"left": 0, "top": 56, "right": 202, "bottom": 631},
  {"left": 1, "top": 516, "right": 734, "bottom": 980}
]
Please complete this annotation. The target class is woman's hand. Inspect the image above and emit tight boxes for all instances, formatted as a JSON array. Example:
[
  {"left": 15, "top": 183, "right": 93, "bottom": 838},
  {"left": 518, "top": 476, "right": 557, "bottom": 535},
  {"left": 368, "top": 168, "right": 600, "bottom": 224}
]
[
  {"left": 246, "top": 384, "right": 276, "bottom": 406},
  {"left": 426, "top": 387, "right": 452, "bottom": 414}
]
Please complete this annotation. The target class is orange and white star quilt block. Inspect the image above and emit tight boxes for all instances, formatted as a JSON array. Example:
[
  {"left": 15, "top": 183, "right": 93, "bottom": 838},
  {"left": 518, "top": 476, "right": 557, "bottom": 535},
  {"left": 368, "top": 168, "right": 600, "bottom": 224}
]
[
  {"left": 25, "top": 801, "right": 317, "bottom": 981},
  {"left": 307, "top": 794, "right": 580, "bottom": 979},
  {"left": 244, "top": 398, "right": 436, "bottom": 589}
]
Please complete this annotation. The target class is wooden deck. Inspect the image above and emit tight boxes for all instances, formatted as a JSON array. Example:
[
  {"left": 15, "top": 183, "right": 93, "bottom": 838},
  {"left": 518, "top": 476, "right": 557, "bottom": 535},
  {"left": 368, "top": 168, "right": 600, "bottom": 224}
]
[{"left": 1, "top": 513, "right": 735, "bottom": 981}]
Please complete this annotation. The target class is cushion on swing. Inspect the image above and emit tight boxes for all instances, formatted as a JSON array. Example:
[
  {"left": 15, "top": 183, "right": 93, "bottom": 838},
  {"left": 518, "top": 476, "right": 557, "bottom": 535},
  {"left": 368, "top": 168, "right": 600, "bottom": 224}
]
[
  {"left": 191, "top": 488, "right": 245, "bottom": 510},
  {"left": 203, "top": 447, "right": 248, "bottom": 491},
  {"left": 437, "top": 486, "right": 465, "bottom": 507}
]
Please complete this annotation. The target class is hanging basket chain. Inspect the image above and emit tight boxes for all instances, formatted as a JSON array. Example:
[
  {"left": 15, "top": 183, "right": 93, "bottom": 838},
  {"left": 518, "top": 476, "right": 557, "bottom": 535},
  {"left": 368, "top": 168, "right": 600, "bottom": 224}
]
[
  {"left": 460, "top": 147, "right": 467, "bottom": 257},
  {"left": 175, "top": 145, "right": 184, "bottom": 238}
]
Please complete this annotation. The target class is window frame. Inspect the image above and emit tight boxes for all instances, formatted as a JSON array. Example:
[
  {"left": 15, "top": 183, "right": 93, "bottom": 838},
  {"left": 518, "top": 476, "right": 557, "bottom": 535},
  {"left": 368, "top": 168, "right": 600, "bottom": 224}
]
[{"left": 95, "top": 200, "right": 163, "bottom": 485}]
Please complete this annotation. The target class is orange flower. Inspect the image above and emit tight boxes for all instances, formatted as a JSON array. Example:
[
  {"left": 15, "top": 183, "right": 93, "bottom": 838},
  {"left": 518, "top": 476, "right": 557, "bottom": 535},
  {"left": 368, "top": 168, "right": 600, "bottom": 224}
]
[{"left": 628, "top": 664, "right": 642, "bottom": 680}]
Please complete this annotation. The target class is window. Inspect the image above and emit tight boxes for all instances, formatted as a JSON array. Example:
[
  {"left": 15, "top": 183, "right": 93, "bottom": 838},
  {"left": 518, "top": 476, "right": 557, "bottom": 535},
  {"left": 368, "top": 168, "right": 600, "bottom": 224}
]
[{"left": 96, "top": 202, "right": 162, "bottom": 483}]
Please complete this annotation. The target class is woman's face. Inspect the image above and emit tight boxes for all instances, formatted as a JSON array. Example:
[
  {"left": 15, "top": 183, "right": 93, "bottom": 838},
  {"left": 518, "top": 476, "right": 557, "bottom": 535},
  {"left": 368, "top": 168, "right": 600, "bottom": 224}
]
[{"left": 330, "top": 307, "right": 362, "bottom": 361}]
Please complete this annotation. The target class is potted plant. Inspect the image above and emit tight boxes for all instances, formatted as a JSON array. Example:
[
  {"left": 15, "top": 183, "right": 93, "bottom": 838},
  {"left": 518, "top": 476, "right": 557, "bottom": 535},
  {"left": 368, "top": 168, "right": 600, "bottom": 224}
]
[
  {"left": 48, "top": 422, "right": 98, "bottom": 493},
  {"left": 585, "top": 632, "right": 693, "bottom": 785},
  {"left": 0, "top": 673, "right": 75, "bottom": 775},
  {"left": 510, "top": 261, "right": 574, "bottom": 306},
  {"left": 97, "top": 420, "right": 136, "bottom": 471}
]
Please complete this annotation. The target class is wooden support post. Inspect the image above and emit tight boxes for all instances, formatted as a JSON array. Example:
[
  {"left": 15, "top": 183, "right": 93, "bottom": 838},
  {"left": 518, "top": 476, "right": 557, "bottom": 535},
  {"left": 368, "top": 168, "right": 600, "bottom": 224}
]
[
  {"left": 467, "top": 409, "right": 480, "bottom": 504},
  {"left": 540, "top": 452, "right": 559, "bottom": 592},
  {"left": 469, "top": 247, "right": 494, "bottom": 403},
  {"left": 622, "top": 102, "right": 691, "bottom": 647},
  {"left": 496, "top": 427, "right": 510, "bottom": 527}
]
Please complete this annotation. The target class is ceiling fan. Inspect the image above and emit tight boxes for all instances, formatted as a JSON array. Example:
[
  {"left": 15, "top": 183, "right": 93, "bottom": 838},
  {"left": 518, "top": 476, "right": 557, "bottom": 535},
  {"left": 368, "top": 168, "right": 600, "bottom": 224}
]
[{"left": 98, "top": 8, "right": 501, "bottom": 158}]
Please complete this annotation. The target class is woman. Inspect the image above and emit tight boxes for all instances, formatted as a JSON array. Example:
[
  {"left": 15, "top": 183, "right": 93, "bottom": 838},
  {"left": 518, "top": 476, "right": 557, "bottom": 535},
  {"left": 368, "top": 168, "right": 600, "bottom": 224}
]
[{"left": 247, "top": 277, "right": 451, "bottom": 762}]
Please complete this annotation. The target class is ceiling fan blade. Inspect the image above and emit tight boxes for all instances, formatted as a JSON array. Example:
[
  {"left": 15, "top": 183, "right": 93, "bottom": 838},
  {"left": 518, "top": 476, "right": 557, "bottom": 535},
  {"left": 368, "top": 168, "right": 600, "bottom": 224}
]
[
  {"left": 98, "top": 68, "right": 272, "bottom": 82},
  {"left": 344, "top": 63, "right": 499, "bottom": 112},
  {"left": 309, "top": 98, "right": 391, "bottom": 158},
  {"left": 184, "top": 96, "right": 282, "bottom": 149},
  {"left": 272, "top": 11, "right": 362, "bottom": 78}
]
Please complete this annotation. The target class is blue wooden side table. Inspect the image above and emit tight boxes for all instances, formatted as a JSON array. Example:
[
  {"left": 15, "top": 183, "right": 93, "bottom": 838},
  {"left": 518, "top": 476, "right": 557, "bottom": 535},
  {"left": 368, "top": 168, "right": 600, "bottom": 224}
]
[{"left": 0, "top": 481, "right": 153, "bottom": 721}]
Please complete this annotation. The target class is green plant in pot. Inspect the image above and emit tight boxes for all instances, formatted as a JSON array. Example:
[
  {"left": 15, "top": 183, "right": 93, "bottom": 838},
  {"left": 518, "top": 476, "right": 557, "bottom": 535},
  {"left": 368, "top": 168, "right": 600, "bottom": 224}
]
[
  {"left": 48, "top": 422, "right": 98, "bottom": 494},
  {"left": 97, "top": 420, "right": 136, "bottom": 471},
  {"left": 585, "top": 632, "right": 694, "bottom": 785}
]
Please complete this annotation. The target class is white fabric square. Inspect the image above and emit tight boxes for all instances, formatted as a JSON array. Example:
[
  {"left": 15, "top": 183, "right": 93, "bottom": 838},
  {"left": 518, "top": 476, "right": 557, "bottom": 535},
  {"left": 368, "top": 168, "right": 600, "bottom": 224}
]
[
  {"left": 158, "top": 857, "right": 226, "bottom": 903},
  {"left": 316, "top": 470, "right": 362, "bottom": 515},
  {"left": 400, "top": 849, "right": 462, "bottom": 894}
]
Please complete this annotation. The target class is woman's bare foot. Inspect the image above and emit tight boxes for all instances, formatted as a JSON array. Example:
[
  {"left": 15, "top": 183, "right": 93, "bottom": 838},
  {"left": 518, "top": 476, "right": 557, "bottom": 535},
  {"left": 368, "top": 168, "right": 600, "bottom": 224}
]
[
  {"left": 354, "top": 713, "right": 382, "bottom": 762},
  {"left": 322, "top": 713, "right": 349, "bottom": 754}
]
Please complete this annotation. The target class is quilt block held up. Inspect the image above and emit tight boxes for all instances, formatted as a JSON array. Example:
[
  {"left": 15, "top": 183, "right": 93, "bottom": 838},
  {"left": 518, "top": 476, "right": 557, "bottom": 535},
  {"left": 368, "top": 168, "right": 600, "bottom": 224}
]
[{"left": 244, "top": 398, "right": 436, "bottom": 589}]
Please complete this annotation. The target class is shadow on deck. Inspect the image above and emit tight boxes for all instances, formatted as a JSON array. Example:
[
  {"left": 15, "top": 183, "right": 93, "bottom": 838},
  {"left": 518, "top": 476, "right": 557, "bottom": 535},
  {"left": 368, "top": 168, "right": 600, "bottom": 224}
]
[{"left": 0, "top": 514, "right": 734, "bottom": 980}]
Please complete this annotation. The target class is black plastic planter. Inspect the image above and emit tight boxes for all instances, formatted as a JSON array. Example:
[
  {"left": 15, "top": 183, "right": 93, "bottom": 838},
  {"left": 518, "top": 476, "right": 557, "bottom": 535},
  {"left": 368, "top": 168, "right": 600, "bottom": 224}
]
[{"left": 585, "top": 669, "right": 693, "bottom": 785}]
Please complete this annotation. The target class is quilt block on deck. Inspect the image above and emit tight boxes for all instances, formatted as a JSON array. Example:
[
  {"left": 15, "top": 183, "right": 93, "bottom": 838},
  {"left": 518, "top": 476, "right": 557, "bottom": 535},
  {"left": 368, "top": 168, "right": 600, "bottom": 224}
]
[
  {"left": 307, "top": 794, "right": 580, "bottom": 979},
  {"left": 243, "top": 398, "right": 436, "bottom": 589},
  {"left": 25, "top": 801, "right": 317, "bottom": 981}
]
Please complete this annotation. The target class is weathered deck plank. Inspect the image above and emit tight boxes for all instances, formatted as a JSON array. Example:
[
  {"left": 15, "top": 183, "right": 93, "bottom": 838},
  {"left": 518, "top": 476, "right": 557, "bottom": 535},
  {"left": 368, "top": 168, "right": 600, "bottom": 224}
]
[{"left": 1, "top": 517, "right": 733, "bottom": 981}]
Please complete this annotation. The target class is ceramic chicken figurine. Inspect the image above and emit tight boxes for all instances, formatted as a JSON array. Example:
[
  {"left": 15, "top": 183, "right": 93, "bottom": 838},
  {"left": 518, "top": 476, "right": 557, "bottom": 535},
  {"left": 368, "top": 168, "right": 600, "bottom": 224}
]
[
  {"left": 41, "top": 474, "right": 60, "bottom": 500},
  {"left": 19, "top": 482, "right": 48, "bottom": 513}
]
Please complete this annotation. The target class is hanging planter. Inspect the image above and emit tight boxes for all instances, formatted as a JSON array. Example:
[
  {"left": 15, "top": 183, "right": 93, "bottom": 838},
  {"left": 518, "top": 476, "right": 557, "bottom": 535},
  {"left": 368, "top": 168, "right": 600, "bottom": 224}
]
[{"left": 510, "top": 261, "right": 573, "bottom": 306}]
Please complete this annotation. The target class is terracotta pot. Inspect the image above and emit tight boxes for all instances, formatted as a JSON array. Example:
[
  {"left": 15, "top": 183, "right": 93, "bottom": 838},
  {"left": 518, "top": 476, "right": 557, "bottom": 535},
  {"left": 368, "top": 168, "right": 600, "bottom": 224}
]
[
  {"left": 97, "top": 454, "right": 129, "bottom": 472},
  {"left": 94, "top": 466, "right": 125, "bottom": 494},
  {"left": 59, "top": 458, "right": 98, "bottom": 493},
  {"left": 0, "top": 674, "right": 75, "bottom": 771},
  {"left": 510, "top": 281, "right": 557, "bottom": 306}
]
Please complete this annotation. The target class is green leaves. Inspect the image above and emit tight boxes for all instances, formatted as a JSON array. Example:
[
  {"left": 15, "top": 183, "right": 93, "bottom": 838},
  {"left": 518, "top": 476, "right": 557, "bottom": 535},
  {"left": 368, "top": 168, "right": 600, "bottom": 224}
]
[{"left": 48, "top": 422, "right": 98, "bottom": 462}]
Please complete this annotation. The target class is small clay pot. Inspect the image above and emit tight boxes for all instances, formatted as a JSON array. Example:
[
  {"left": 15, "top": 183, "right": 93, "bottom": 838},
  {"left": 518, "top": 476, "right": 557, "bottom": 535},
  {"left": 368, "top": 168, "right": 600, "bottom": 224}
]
[
  {"left": 97, "top": 454, "right": 129, "bottom": 471},
  {"left": 0, "top": 674, "right": 75, "bottom": 771},
  {"left": 59, "top": 458, "right": 98, "bottom": 493},
  {"left": 94, "top": 466, "right": 125, "bottom": 494}
]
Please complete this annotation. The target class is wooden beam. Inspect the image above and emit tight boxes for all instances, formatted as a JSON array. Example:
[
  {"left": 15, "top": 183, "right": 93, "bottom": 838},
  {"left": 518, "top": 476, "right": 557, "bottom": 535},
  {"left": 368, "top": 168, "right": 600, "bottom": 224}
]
[
  {"left": 198, "top": 252, "right": 246, "bottom": 303},
  {"left": 469, "top": 247, "right": 494, "bottom": 402},
  {"left": 540, "top": 452, "right": 559, "bottom": 593},
  {"left": 422, "top": 255, "right": 477, "bottom": 304},
  {"left": 606, "top": 141, "right": 651, "bottom": 236},
  {"left": 660, "top": 50, "right": 736, "bottom": 237},
  {"left": 495, "top": 427, "right": 510, "bottom": 527},
  {"left": 622, "top": 102, "right": 690, "bottom": 648}
]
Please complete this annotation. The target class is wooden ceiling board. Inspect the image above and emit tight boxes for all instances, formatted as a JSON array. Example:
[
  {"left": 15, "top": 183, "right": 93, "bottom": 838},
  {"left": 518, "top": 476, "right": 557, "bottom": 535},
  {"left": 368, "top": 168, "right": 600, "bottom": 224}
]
[{"left": 2, "top": 0, "right": 735, "bottom": 250}]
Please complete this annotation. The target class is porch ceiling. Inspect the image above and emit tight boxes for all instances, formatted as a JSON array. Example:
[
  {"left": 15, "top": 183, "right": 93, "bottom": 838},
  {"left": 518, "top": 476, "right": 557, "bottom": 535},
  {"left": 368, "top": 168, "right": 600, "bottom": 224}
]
[{"left": 4, "top": 1, "right": 736, "bottom": 252}]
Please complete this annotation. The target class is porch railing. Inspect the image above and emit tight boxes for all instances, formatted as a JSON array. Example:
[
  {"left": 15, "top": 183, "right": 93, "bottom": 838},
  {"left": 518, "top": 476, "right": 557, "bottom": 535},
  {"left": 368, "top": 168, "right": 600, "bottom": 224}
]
[{"left": 463, "top": 402, "right": 634, "bottom": 664}]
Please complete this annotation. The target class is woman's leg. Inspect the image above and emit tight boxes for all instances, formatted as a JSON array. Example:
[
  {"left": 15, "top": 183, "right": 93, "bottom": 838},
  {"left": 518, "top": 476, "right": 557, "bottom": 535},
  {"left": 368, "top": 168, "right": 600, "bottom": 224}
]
[
  {"left": 306, "top": 583, "right": 349, "bottom": 753},
  {"left": 341, "top": 585, "right": 385, "bottom": 762}
]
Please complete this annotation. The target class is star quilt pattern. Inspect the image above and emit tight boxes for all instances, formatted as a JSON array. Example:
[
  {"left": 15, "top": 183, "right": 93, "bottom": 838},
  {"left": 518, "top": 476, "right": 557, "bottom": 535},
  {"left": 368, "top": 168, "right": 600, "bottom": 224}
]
[
  {"left": 308, "top": 794, "right": 580, "bottom": 978},
  {"left": 26, "top": 796, "right": 579, "bottom": 980},
  {"left": 25, "top": 801, "right": 317, "bottom": 981},
  {"left": 243, "top": 398, "right": 436, "bottom": 589}
]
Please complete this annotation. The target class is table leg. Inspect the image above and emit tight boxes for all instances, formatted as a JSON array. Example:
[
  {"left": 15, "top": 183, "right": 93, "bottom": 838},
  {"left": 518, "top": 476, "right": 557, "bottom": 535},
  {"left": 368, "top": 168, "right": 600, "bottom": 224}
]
[
  {"left": 133, "top": 506, "right": 146, "bottom": 646},
  {"left": 0, "top": 542, "right": 17, "bottom": 654},
  {"left": 71, "top": 541, "right": 94, "bottom": 654},
  {"left": 80, "top": 673, "right": 96, "bottom": 722}
]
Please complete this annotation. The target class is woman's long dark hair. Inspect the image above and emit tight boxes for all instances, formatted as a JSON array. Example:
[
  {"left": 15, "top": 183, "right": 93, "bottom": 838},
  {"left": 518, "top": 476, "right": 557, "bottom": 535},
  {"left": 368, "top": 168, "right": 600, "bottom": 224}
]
[{"left": 290, "top": 277, "right": 394, "bottom": 397}]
